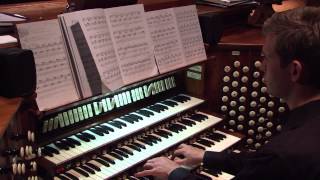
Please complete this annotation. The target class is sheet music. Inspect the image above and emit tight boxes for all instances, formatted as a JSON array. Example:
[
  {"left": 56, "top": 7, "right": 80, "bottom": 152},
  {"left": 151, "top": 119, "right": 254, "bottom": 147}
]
[
  {"left": 17, "top": 19, "right": 79, "bottom": 111},
  {"left": 146, "top": 8, "right": 186, "bottom": 74},
  {"left": 59, "top": 11, "right": 96, "bottom": 98},
  {"left": 105, "top": 4, "right": 158, "bottom": 85},
  {"left": 174, "top": 5, "right": 207, "bottom": 65},
  {"left": 77, "top": 9, "right": 124, "bottom": 91}
]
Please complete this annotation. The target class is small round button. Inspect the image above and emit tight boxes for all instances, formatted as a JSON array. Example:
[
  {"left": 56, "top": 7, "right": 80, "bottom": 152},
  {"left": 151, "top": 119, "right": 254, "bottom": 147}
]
[
  {"left": 254, "top": 61, "right": 262, "bottom": 68},
  {"left": 233, "top": 71, "right": 240, "bottom": 78},
  {"left": 260, "top": 97, "right": 267, "bottom": 103},
  {"left": 247, "top": 138, "right": 254, "bottom": 144},
  {"left": 240, "top": 86, "right": 247, "bottom": 93},
  {"left": 231, "top": 91, "right": 238, "bottom": 97},
  {"left": 222, "top": 96, "right": 228, "bottom": 102},
  {"left": 258, "top": 117, "right": 265, "bottom": 123},
  {"left": 268, "top": 101, "right": 275, "bottom": 107},
  {"left": 232, "top": 81, "right": 239, "bottom": 87},
  {"left": 229, "top": 120, "right": 236, "bottom": 126},
  {"left": 237, "top": 124, "right": 244, "bottom": 130},
  {"left": 250, "top": 101, "right": 257, "bottom": 108},
  {"left": 248, "top": 120, "right": 255, "bottom": 126},
  {"left": 267, "top": 122, "right": 273, "bottom": 128},
  {"left": 224, "top": 66, "right": 231, "bottom": 73},
  {"left": 221, "top": 105, "right": 228, "bottom": 112},
  {"left": 251, "top": 91, "right": 258, "bottom": 98},
  {"left": 242, "top": 66, "right": 249, "bottom": 73},
  {"left": 253, "top": 71, "right": 260, "bottom": 78},
  {"left": 249, "top": 111, "right": 256, "bottom": 117},
  {"left": 230, "top": 101, "right": 237, "bottom": 107},
  {"left": 229, "top": 110, "right": 236, "bottom": 116},
  {"left": 223, "top": 76, "right": 230, "bottom": 83},
  {"left": 252, "top": 81, "right": 259, "bottom": 88},
  {"left": 238, "top": 106, "right": 245, "bottom": 112},
  {"left": 223, "top": 86, "right": 230, "bottom": 93},
  {"left": 241, "top": 76, "right": 249, "bottom": 83},
  {"left": 261, "top": 87, "right": 267, "bottom": 93},
  {"left": 238, "top": 115, "right": 245, "bottom": 121},
  {"left": 234, "top": 61, "right": 241, "bottom": 68},
  {"left": 239, "top": 96, "right": 246, "bottom": 102},
  {"left": 267, "top": 111, "right": 274, "bottom": 117}
]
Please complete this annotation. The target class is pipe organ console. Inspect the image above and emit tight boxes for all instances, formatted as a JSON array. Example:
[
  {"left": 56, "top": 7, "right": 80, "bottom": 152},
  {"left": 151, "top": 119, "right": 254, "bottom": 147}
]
[
  {"left": 0, "top": 1, "right": 289, "bottom": 180},
  {"left": 1, "top": 73, "right": 243, "bottom": 179}
]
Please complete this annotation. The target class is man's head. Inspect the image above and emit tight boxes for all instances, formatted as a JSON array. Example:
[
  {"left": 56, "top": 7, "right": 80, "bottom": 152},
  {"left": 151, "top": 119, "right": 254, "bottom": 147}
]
[{"left": 261, "top": 7, "right": 320, "bottom": 100}]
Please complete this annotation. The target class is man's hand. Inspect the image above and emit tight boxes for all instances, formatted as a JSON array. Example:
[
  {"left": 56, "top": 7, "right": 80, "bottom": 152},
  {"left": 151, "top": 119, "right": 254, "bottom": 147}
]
[
  {"left": 173, "top": 144, "right": 205, "bottom": 166},
  {"left": 135, "top": 157, "right": 179, "bottom": 179}
]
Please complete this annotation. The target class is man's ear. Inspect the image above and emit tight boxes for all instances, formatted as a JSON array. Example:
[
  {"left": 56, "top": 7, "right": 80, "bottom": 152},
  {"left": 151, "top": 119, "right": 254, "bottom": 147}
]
[{"left": 290, "top": 60, "right": 303, "bottom": 82}]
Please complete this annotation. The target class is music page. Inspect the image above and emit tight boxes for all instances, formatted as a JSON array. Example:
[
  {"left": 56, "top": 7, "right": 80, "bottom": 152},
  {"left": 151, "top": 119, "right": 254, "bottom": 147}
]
[
  {"left": 77, "top": 9, "right": 124, "bottom": 91},
  {"left": 59, "top": 12, "right": 93, "bottom": 98},
  {"left": 146, "top": 8, "right": 186, "bottom": 73},
  {"left": 104, "top": 4, "right": 159, "bottom": 85},
  {"left": 173, "top": 5, "right": 207, "bottom": 65},
  {"left": 17, "top": 19, "right": 79, "bottom": 111}
]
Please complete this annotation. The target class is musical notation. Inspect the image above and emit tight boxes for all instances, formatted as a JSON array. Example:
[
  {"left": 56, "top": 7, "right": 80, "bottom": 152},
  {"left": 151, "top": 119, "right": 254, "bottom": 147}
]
[
  {"left": 174, "top": 5, "right": 207, "bottom": 64},
  {"left": 105, "top": 4, "right": 158, "bottom": 85},
  {"left": 17, "top": 19, "right": 79, "bottom": 111},
  {"left": 147, "top": 8, "right": 186, "bottom": 73}
]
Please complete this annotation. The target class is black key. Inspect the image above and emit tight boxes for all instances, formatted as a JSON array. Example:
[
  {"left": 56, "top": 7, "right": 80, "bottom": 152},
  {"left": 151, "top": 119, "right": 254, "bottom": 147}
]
[
  {"left": 54, "top": 141, "right": 69, "bottom": 150},
  {"left": 196, "top": 139, "right": 213, "bottom": 147},
  {"left": 95, "top": 158, "right": 110, "bottom": 167},
  {"left": 173, "top": 123, "right": 187, "bottom": 130},
  {"left": 41, "top": 147, "right": 53, "bottom": 157},
  {"left": 179, "top": 119, "right": 196, "bottom": 126},
  {"left": 189, "top": 114, "right": 208, "bottom": 122},
  {"left": 137, "top": 137, "right": 153, "bottom": 146},
  {"left": 109, "top": 152, "right": 124, "bottom": 160},
  {"left": 120, "top": 116, "right": 135, "bottom": 124},
  {"left": 158, "top": 129, "right": 172, "bottom": 136},
  {"left": 129, "top": 113, "right": 143, "bottom": 121},
  {"left": 161, "top": 100, "right": 178, "bottom": 107},
  {"left": 190, "top": 143, "right": 205, "bottom": 150},
  {"left": 99, "top": 155, "right": 115, "bottom": 164},
  {"left": 56, "top": 175, "right": 70, "bottom": 180},
  {"left": 66, "top": 137, "right": 81, "bottom": 146},
  {"left": 146, "top": 105, "right": 161, "bottom": 113},
  {"left": 147, "top": 134, "right": 162, "bottom": 142},
  {"left": 80, "top": 165, "right": 95, "bottom": 174},
  {"left": 95, "top": 126, "right": 109, "bottom": 134},
  {"left": 81, "top": 132, "right": 96, "bottom": 140},
  {"left": 171, "top": 95, "right": 190, "bottom": 103},
  {"left": 127, "top": 144, "right": 141, "bottom": 152},
  {"left": 62, "top": 139, "right": 76, "bottom": 148},
  {"left": 143, "top": 135, "right": 158, "bottom": 144},
  {"left": 99, "top": 124, "right": 114, "bottom": 132},
  {"left": 63, "top": 172, "right": 79, "bottom": 180},
  {"left": 45, "top": 145, "right": 60, "bottom": 154},
  {"left": 75, "top": 134, "right": 90, "bottom": 142},
  {"left": 74, "top": 167, "right": 89, "bottom": 177},
  {"left": 156, "top": 104, "right": 169, "bottom": 110},
  {"left": 154, "top": 131, "right": 168, "bottom": 138},
  {"left": 107, "top": 121, "right": 122, "bottom": 129},
  {"left": 118, "top": 147, "right": 134, "bottom": 155},
  {"left": 136, "top": 109, "right": 154, "bottom": 117},
  {"left": 89, "top": 128, "right": 104, "bottom": 136},
  {"left": 113, "top": 149, "right": 129, "bottom": 158},
  {"left": 113, "top": 120, "right": 127, "bottom": 127},
  {"left": 85, "top": 162, "right": 101, "bottom": 171},
  {"left": 132, "top": 142, "right": 146, "bottom": 149}
]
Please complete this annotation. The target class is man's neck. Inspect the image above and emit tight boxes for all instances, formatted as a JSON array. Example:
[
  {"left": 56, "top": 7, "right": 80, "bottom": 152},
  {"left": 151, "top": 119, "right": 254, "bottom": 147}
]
[{"left": 285, "top": 86, "right": 320, "bottom": 110}]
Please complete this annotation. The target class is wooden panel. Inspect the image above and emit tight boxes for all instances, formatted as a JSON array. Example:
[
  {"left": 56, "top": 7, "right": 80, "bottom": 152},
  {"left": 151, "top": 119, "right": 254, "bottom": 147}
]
[{"left": 0, "top": 97, "right": 22, "bottom": 137}]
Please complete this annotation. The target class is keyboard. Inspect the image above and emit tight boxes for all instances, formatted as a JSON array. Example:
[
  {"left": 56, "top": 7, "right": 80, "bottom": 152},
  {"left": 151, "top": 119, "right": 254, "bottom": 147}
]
[
  {"left": 42, "top": 94, "right": 204, "bottom": 165},
  {"left": 53, "top": 112, "right": 222, "bottom": 180}
]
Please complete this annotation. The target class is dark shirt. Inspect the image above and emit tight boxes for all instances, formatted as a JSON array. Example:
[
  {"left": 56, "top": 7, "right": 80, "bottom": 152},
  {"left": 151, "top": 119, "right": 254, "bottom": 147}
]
[{"left": 169, "top": 100, "right": 320, "bottom": 180}]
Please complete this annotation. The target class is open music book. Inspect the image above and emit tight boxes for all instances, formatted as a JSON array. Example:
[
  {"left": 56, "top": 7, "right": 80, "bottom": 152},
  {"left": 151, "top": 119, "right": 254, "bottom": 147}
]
[{"left": 17, "top": 4, "right": 206, "bottom": 111}]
